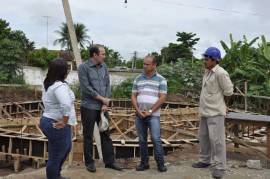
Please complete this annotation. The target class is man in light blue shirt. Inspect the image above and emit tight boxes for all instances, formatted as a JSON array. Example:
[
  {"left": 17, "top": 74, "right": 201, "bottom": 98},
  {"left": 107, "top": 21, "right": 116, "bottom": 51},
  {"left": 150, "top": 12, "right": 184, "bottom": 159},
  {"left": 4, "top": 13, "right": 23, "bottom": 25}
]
[{"left": 131, "top": 54, "right": 167, "bottom": 172}]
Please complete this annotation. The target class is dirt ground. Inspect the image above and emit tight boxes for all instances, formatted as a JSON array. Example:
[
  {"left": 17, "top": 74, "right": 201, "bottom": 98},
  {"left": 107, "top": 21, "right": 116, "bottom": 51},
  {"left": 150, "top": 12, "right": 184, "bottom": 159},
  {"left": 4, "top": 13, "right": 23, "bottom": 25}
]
[{"left": 1, "top": 144, "right": 270, "bottom": 179}]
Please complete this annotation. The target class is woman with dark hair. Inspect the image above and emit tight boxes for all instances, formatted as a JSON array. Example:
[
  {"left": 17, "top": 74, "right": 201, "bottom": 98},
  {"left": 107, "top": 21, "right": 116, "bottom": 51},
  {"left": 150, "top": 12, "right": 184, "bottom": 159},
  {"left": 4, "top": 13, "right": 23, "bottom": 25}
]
[{"left": 40, "top": 58, "right": 77, "bottom": 179}]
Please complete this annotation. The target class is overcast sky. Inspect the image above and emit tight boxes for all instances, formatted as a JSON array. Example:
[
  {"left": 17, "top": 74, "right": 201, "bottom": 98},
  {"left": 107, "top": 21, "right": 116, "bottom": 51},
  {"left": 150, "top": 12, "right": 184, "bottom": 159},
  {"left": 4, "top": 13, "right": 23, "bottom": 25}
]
[{"left": 1, "top": 0, "right": 270, "bottom": 60}]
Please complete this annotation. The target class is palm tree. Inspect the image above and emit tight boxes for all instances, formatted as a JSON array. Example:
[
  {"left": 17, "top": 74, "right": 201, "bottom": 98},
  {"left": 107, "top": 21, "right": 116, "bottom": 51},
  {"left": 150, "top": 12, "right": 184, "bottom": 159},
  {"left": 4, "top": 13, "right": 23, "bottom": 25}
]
[
  {"left": 54, "top": 22, "right": 91, "bottom": 50},
  {"left": 112, "top": 51, "right": 123, "bottom": 67}
]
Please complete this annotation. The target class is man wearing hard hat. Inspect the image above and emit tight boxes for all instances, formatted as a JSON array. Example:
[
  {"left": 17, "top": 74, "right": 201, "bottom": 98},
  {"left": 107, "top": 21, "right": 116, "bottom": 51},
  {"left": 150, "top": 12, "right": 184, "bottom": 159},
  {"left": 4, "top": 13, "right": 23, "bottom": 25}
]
[{"left": 192, "top": 47, "right": 233, "bottom": 179}]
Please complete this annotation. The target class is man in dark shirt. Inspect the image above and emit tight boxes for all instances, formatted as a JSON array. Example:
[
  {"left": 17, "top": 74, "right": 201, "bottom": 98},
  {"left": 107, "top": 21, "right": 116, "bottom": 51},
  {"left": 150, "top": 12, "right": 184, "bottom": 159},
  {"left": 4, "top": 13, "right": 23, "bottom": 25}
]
[{"left": 78, "top": 44, "right": 123, "bottom": 172}]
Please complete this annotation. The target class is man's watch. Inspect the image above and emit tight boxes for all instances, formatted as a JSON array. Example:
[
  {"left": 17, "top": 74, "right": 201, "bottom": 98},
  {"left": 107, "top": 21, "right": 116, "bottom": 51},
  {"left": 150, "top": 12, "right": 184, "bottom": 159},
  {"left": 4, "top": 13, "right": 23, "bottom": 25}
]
[{"left": 148, "top": 109, "right": 153, "bottom": 113}]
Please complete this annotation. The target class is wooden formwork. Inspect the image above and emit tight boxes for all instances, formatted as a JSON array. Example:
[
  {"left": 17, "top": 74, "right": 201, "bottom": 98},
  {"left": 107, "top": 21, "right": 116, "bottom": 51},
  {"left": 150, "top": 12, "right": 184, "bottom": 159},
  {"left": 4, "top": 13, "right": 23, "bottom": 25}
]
[
  {"left": 0, "top": 101, "right": 44, "bottom": 119},
  {"left": 0, "top": 127, "right": 47, "bottom": 173},
  {"left": 0, "top": 100, "right": 200, "bottom": 171}
]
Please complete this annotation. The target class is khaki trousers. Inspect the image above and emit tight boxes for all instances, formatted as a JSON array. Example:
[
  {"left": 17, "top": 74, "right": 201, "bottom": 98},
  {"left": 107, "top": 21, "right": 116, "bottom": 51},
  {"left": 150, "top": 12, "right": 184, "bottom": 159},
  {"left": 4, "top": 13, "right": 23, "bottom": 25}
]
[{"left": 198, "top": 115, "right": 226, "bottom": 170}]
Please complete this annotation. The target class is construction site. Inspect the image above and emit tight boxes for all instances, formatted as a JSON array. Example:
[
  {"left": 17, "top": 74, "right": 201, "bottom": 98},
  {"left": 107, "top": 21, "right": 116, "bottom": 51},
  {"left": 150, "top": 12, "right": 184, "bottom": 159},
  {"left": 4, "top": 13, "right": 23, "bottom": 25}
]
[
  {"left": 1, "top": 0, "right": 270, "bottom": 179},
  {"left": 0, "top": 89, "right": 270, "bottom": 179}
]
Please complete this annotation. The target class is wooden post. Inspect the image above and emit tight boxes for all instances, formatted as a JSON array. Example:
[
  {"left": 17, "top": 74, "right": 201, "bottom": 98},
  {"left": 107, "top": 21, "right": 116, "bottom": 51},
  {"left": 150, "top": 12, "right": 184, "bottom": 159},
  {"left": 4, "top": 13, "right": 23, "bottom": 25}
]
[
  {"left": 267, "top": 123, "right": 270, "bottom": 168},
  {"left": 68, "top": 142, "right": 74, "bottom": 166},
  {"left": 233, "top": 124, "right": 239, "bottom": 148},
  {"left": 33, "top": 159, "right": 40, "bottom": 169},
  {"left": 13, "top": 155, "right": 20, "bottom": 173}
]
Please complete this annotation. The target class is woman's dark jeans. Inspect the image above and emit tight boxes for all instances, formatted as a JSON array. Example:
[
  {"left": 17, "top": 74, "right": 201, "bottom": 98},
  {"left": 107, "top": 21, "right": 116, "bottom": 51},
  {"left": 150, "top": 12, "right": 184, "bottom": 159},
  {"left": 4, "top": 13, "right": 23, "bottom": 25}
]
[{"left": 40, "top": 116, "right": 71, "bottom": 179}]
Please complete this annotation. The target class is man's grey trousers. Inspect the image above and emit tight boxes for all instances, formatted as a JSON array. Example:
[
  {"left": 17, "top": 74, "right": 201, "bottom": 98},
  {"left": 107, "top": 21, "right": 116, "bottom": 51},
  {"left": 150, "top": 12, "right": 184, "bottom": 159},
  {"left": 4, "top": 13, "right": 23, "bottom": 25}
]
[{"left": 198, "top": 115, "right": 226, "bottom": 170}]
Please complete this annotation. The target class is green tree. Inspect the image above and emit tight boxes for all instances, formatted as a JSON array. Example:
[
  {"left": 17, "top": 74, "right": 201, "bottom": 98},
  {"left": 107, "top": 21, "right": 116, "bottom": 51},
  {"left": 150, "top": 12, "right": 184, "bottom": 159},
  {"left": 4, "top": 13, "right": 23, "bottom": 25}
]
[
  {"left": 27, "top": 48, "right": 58, "bottom": 69},
  {"left": 112, "top": 51, "right": 123, "bottom": 66},
  {"left": 102, "top": 46, "right": 124, "bottom": 68},
  {"left": 54, "top": 22, "right": 91, "bottom": 50},
  {"left": 80, "top": 48, "right": 89, "bottom": 61},
  {"left": 151, "top": 52, "right": 163, "bottom": 66},
  {"left": 176, "top": 32, "right": 200, "bottom": 50},
  {"left": 161, "top": 32, "right": 199, "bottom": 63},
  {"left": 0, "top": 39, "right": 24, "bottom": 83},
  {"left": 0, "top": 19, "right": 35, "bottom": 83},
  {"left": 0, "top": 19, "right": 11, "bottom": 39},
  {"left": 158, "top": 59, "right": 203, "bottom": 95},
  {"left": 161, "top": 43, "right": 191, "bottom": 63},
  {"left": 220, "top": 34, "right": 270, "bottom": 96},
  {"left": 113, "top": 59, "right": 204, "bottom": 99}
]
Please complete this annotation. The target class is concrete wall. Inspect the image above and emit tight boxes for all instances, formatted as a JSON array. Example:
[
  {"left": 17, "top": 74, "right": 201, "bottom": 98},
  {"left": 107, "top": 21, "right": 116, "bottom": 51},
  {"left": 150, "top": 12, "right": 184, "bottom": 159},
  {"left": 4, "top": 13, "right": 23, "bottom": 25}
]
[{"left": 22, "top": 66, "right": 129, "bottom": 87}]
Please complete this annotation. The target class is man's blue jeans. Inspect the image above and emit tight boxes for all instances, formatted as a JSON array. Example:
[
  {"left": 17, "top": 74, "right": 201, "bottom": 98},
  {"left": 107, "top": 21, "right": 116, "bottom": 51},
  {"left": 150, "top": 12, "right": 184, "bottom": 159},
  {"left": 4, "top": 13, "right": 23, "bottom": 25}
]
[
  {"left": 135, "top": 115, "right": 164, "bottom": 165},
  {"left": 40, "top": 116, "right": 72, "bottom": 179}
]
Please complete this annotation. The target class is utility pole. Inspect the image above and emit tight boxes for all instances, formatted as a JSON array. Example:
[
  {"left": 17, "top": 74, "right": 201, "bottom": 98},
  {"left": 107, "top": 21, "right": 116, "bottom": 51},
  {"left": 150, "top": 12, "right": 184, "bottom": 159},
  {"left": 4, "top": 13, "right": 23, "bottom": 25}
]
[
  {"left": 61, "top": 0, "right": 101, "bottom": 161},
  {"left": 62, "top": 0, "right": 82, "bottom": 69},
  {"left": 42, "top": 16, "right": 52, "bottom": 49},
  {"left": 132, "top": 51, "right": 137, "bottom": 70}
]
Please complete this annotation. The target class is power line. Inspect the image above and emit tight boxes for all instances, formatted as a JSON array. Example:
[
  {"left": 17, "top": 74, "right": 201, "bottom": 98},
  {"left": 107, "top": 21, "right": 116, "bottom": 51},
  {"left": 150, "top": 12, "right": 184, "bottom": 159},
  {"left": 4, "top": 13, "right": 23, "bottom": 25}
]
[{"left": 154, "top": 0, "right": 265, "bottom": 16}]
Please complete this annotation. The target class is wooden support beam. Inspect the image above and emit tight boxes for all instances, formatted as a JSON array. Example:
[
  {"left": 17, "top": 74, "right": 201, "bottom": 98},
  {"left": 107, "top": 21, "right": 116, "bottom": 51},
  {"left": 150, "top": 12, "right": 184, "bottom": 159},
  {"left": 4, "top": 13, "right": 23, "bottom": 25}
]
[
  {"left": 68, "top": 142, "right": 74, "bottom": 166},
  {"left": 176, "top": 128, "right": 198, "bottom": 138},
  {"left": 181, "top": 113, "right": 196, "bottom": 128},
  {"left": 13, "top": 154, "right": 20, "bottom": 173},
  {"left": 226, "top": 130, "right": 270, "bottom": 163},
  {"left": 167, "top": 132, "right": 179, "bottom": 140},
  {"left": 19, "top": 125, "right": 28, "bottom": 133},
  {"left": 11, "top": 102, "right": 33, "bottom": 118},
  {"left": 115, "top": 125, "right": 135, "bottom": 140},
  {"left": 161, "top": 138, "right": 171, "bottom": 146},
  {"left": 1, "top": 107, "right": 13, "bottom": 120},
  {"left": 35, "top": 124, "right": 45, "bottom": 137}
]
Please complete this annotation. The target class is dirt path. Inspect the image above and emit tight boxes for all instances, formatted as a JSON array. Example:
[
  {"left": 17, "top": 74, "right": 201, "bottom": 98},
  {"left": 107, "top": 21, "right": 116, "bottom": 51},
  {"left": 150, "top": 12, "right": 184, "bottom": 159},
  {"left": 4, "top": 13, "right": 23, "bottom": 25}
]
[{"left": 1, "top": 144, "right": 270, "bottom": 179}]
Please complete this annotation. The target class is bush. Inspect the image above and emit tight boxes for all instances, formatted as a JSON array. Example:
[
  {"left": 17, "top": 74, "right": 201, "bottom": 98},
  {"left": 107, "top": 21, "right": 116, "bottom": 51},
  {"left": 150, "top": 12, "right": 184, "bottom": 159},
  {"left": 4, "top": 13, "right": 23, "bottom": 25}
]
[{"left": 112, "top": 77, "right": 135, "bottom": 99}]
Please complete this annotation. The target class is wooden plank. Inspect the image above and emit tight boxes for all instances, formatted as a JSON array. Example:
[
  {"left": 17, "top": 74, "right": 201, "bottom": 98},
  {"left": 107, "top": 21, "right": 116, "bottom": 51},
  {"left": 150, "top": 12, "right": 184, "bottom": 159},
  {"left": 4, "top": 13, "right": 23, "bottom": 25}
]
[
  {"left": 115, "top": 125, "right": 135, "bottom": 140},
  {"left": 176, "top": 128, "right": 198, "bottom": 138},
  {"left": 167, "top": 132, "right": 179, "bottom": 140},
  {"left": 181, "top": 114, "right": 196, "bottom": 128},
  {"left": 161, "top": 138, "right": 171, "bottom": 146},
  {"left": 19, "top": 125, "right": 28, "bottom": 133},
  {"left": 68, "top": 142, "right": 74, "bottom": 166},
  {"left": 110, "top": 118, "right": 125, "bottom": 139},
  {"left": 226, "top": 130, "right": 270, "bottom": 163},
  {"left": 1, "top": 107, "right": 13, "bottom": 120},
  {"left": 11, "top": 102, "right": 33, "bottom": 118},
  {"left": 35, "top": 124, "right": 45, "bottom": 137},
  {"left": 227, "top": 146, "right": 260, "bottom": 156}
]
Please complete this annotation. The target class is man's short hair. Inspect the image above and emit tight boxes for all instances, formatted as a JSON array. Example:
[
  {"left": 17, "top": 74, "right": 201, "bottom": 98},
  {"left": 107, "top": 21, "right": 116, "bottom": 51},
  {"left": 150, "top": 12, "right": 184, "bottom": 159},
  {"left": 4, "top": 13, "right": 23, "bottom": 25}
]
[
  {"left": 144, "top": 54, "right": 157, "bottom": 65},
  {"left": 89, "top": 44, "right": 103, "bottom": 57}
]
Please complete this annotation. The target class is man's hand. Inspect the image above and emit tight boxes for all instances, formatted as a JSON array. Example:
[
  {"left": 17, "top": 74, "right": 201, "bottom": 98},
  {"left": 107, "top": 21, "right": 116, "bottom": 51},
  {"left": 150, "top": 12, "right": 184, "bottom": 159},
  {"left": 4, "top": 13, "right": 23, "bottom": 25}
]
[
  {"left": 101, "top": 104, "right": 108, "bottom": 112},
  {"left": 142, "top": 111, "right": 151, "bottom": 117},
  {"left": 226, "top": 105, "right": 229, "bottom": 115},
  {"left": 102, "top": 97, "right": 110, "bottom": 106},
  {"left": 137, "top": 110, "right": 146, "bottom": 118},
  {"left": 52, "top": 120, "right": 67, "bottom": 129}
]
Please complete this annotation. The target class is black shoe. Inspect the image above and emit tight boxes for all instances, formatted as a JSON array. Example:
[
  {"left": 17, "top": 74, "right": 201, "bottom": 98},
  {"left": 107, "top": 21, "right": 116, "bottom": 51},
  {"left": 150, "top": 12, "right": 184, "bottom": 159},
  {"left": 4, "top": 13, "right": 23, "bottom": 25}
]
[
  {"left": 192, "top": 162, "right": 211, "bottom": 168},
  {"left": 86, "top": 163, "right": 96, "bottom": 173},
  {"left": 212, "top": 169, "right": 224, "bottom": 178},
  {"left": 44, "top": 176, "right": 70, "bottom": 179},
  {"left": 157, "top": 163, "right": 167, "bottom": 172},
  {"left": 59, "top": 177, "right": 70, "bottom": 179},
  {"left": 136, "top": 163, "right": 150, "bottom": 171},
  {"left": 105, "top": 163, "right": 123, "bottom": 171}
]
